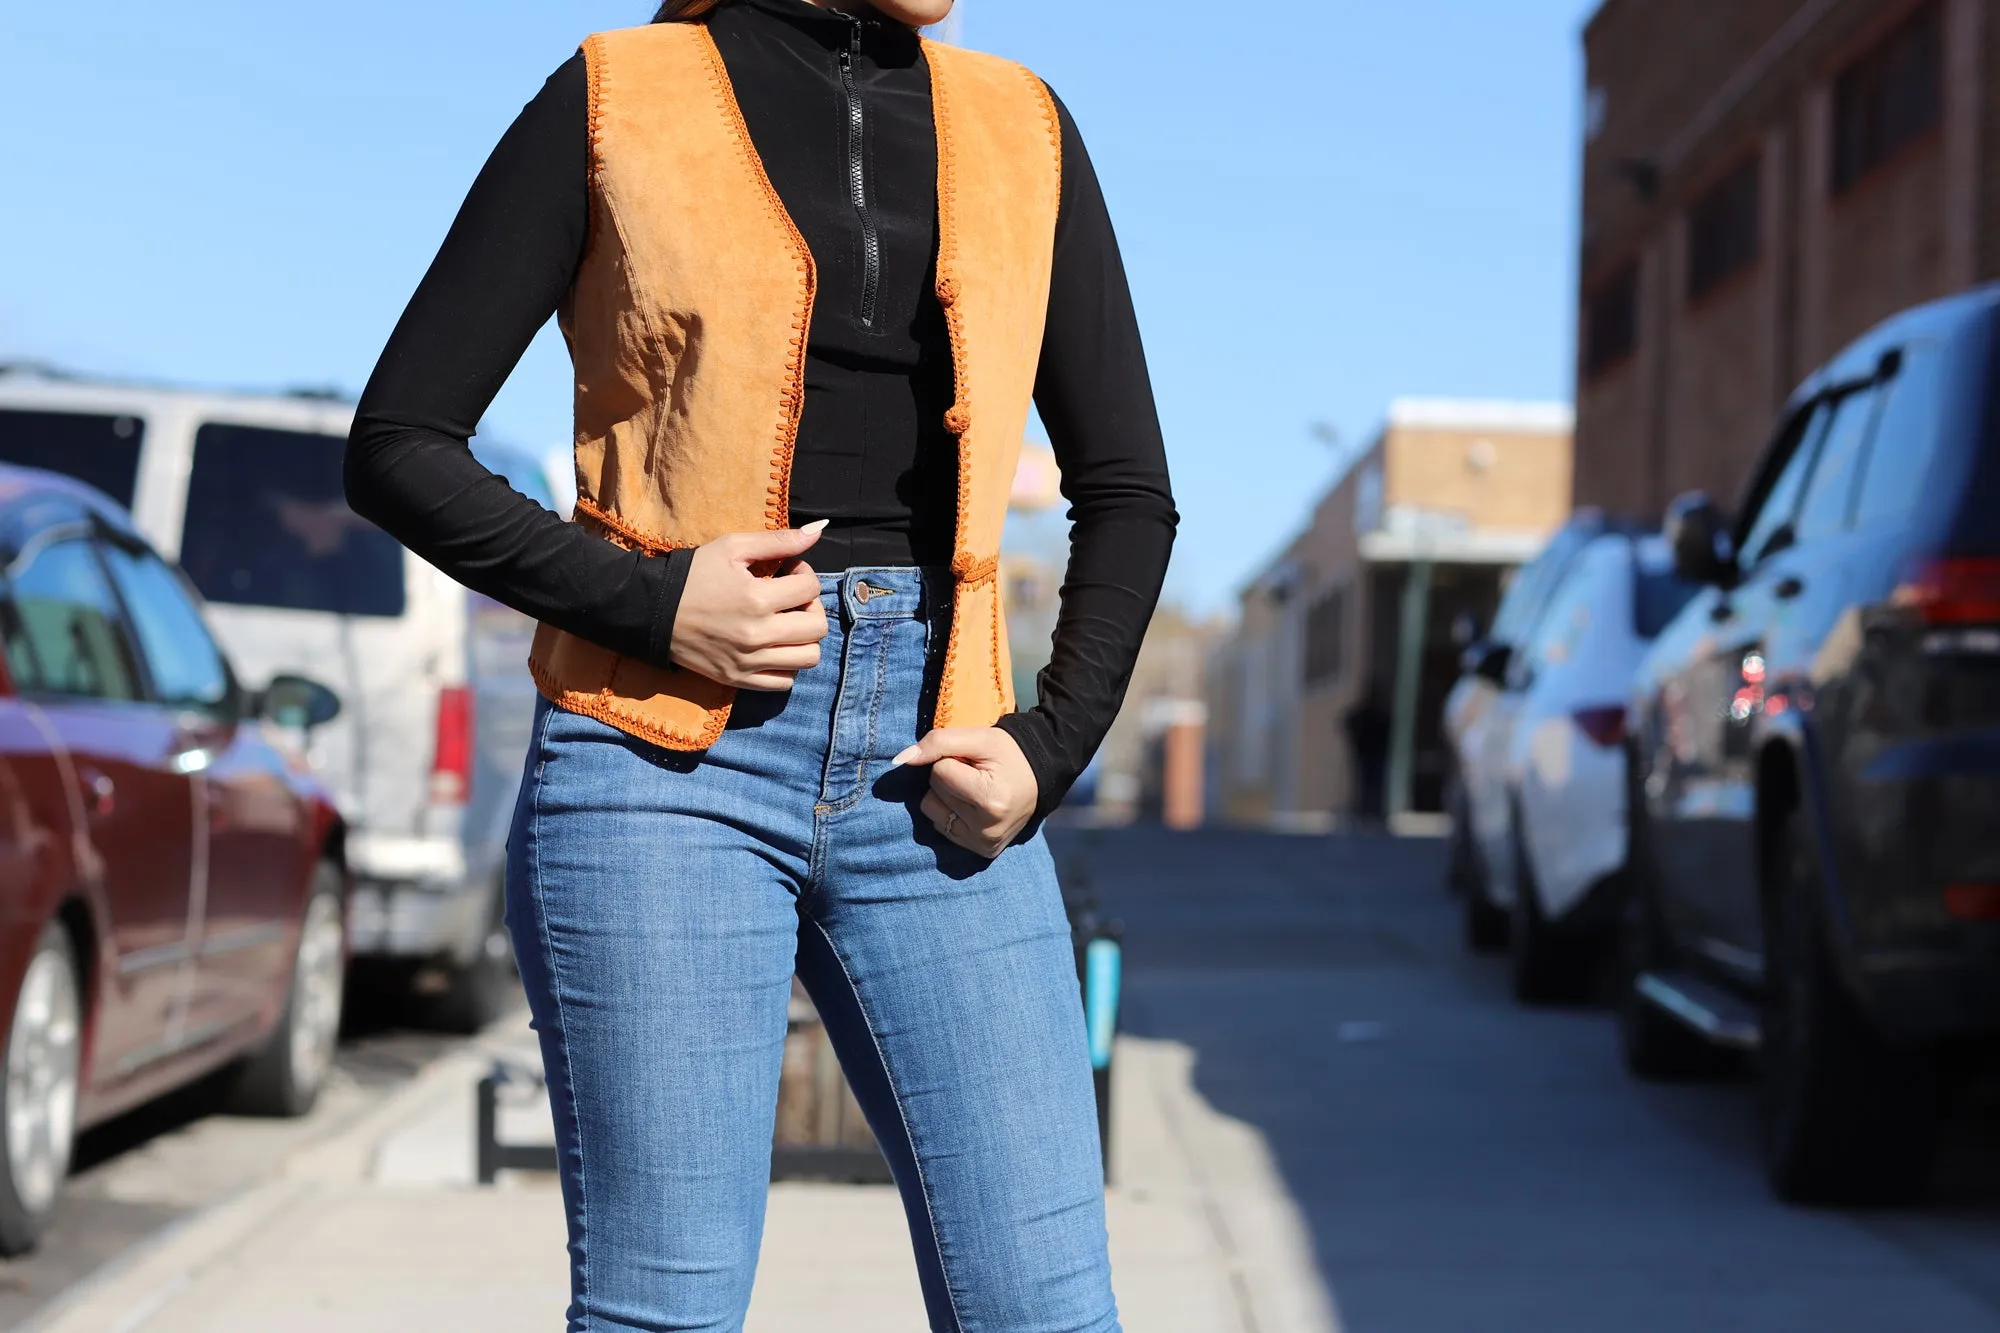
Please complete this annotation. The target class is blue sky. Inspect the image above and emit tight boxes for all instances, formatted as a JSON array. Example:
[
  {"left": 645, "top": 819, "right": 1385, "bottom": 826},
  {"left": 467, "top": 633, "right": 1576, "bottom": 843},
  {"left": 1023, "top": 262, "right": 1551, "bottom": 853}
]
[{"left": 0, "top": 0, "right": 1597, "bottom": 612}]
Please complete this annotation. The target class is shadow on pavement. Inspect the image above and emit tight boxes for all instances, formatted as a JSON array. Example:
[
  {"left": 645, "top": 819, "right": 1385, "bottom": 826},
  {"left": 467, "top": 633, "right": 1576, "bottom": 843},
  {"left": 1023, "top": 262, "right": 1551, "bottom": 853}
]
[
  {"left": 0, "top": 974, "right": 474, "bottom": 1329},
  {"left": 1050, "top": 824, "right": 2000, "bottom": 1333}
]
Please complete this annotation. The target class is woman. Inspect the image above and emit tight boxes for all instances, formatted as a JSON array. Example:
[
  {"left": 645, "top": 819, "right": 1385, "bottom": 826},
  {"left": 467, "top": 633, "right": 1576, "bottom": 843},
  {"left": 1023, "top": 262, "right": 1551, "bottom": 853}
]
[{"left": 347, "top": 0, "right": 1174, "bottom": 1327}]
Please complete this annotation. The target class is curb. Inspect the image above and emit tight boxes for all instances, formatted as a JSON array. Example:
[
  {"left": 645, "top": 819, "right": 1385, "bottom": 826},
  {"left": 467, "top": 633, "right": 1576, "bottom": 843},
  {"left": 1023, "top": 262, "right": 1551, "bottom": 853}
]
[{"left": 22, "top": 1029, "right": 515, "bottom": 1333}]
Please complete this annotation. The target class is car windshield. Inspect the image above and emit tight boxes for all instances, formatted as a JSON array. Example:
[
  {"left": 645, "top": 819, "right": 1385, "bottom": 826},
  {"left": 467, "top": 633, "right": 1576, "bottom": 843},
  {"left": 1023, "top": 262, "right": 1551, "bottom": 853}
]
[
  {"left": 179, "top": 423, "right": 406, "bottom": 617},
  {"left": 0, "top": 409, "right": 145, "bottom": 508}
]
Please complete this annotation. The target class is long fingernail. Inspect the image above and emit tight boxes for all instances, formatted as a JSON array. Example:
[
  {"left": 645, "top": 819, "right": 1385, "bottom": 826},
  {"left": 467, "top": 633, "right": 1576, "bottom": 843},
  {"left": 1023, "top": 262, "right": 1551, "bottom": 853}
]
[
  {"left": 801, "top": 519, "right": 830, "bottom": 533},
  {"left": 891, "top": 745, "right": 920, "bottom": 767}
]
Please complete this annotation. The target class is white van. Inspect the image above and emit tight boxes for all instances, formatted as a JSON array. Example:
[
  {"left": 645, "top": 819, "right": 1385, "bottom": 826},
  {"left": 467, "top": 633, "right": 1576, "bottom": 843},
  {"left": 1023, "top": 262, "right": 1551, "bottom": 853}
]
[{"left": 0, "top": 365, "right": 551, "bottom": 1029}]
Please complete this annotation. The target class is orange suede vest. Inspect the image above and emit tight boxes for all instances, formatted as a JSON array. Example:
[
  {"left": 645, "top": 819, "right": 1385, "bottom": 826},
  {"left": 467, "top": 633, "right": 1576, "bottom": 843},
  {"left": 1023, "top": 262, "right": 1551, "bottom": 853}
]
[{"left": 527, "top": 22, "right": 1062, "bottom": 750}]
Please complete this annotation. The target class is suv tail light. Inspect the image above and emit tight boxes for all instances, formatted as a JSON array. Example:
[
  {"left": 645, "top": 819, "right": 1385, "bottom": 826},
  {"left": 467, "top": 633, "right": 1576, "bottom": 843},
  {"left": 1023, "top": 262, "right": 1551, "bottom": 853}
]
[
  {"left": 1891, "top": 557, "right": 2000, "bottom": 625},
  {"left": 1944, "top": 884, "right": 2000, "bottom": 921},
  {"left": 1572, "top": 705, "right": 1628, "bottom": 748},
  {"left": 430, "top": 685, "right": 474, "bottom": 806}
]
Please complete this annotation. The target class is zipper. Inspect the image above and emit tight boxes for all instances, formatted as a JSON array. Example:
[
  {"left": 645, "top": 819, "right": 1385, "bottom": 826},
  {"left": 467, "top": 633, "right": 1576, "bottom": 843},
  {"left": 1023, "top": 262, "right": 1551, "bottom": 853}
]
[{"left": 836, "top": 16, "right": 882, "bottom": 330}]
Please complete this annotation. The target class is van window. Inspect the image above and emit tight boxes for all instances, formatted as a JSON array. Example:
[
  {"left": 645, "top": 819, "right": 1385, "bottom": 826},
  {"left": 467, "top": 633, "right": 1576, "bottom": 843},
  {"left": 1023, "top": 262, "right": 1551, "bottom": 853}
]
[
  {"left": 1855, "top": 341, "right": 1948, "bottom": 530},
  {"left": 5, "top": 538, "right": 143, "bottom": 701},
  {"left": 1795, "top": 385, "right": 1882, "bottom": 543},
  {"left": 0, "top": 410, "right": 145, "bottom": 508},
  {"left": 180, "top": 424, "right": 406, "bottom": 617}
]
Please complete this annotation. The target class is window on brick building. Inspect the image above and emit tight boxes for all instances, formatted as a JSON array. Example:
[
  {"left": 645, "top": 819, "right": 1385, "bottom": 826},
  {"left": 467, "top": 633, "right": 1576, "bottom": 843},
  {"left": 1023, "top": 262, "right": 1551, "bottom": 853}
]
[
  {"left": 1687, "top": 155, "right": 1761, "bottom": 299},
  {"left": 1304, "top": 584, "right": 1348, "bottom": 686},
  {"left": 1584, "top": 262, "right": 1640, "bottom": 378},
  {"left": 1832, "top": 0, "right": 1943, "bottom": 195}
]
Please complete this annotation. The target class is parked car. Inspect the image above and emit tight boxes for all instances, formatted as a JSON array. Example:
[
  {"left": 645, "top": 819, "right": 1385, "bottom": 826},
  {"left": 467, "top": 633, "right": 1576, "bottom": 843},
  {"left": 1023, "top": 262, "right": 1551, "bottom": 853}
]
[
  {"left": 1442, "top": 510, "right": 1636, "bottom": 944},
  {"left": 0, "top": 368, "right": 554, "bottom": 1030},
  {"left": 0, "top": 464, "right": 347, "bottom": 1253},
  {"left": 1622, "top": 286, "right": 2000, "bottom": 1205},
  {"left": 1456, "top": 533, "right": 1696, "bottom": 1001}
]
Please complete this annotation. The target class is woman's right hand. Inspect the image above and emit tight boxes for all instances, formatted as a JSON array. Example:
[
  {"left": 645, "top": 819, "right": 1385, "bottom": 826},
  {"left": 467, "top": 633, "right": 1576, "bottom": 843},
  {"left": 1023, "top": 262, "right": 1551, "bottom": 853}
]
[{"left": 668, "top": 522, "right": 830, "bottom": 691}]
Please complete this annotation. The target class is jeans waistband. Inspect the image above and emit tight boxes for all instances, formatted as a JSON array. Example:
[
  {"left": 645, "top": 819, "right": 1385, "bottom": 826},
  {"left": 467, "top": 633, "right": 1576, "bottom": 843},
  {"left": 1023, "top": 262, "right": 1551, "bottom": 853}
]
[{"left": 817, "top": 566, "right": 949, "bottom": 623}]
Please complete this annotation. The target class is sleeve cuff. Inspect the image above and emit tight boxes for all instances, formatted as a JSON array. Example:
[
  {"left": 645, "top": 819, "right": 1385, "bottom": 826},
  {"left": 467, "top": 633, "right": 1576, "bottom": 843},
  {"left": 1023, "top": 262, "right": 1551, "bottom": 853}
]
[
  {"left": 994, "top": 710, "right": 1070, "bottom": 821},
  {"left": 644, "top": 546, "right": 697, "bottom": 668}
]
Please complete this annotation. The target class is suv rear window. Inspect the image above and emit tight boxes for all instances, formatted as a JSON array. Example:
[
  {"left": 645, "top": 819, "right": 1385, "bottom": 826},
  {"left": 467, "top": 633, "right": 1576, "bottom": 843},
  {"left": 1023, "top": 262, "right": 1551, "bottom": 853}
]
[
  {"left": 0, "top": 409, "right": 144, "bottom": 508},
  {"left": 180, "top": 423, "right": 406, "bottom": 617}
]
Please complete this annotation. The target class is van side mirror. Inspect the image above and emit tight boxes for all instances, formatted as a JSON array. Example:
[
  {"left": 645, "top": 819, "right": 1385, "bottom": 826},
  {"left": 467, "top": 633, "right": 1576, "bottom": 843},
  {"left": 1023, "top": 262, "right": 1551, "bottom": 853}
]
[
  {"left": 258, "top": 673, "right": 342, "bottom": 730},
  {"left": 1664, "top": 491, "right": 1732, "bottom": 585},
  {"left": 1462, "top": 640, "right": 1512, "bottom": 685}
]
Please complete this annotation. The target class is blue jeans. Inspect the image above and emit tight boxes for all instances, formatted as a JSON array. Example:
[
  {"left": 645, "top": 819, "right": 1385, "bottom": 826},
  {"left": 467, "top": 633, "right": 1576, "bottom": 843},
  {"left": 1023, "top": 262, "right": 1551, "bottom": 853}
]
[{"left": 506, "top": 567, "right": 1119, "bottom": 1333}]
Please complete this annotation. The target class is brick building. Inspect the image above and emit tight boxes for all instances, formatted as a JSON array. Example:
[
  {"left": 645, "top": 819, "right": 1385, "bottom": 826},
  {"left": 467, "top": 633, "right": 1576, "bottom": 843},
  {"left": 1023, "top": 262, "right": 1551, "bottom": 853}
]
[
  {"left": 1208, "top": 401, "right": 1572, "bottom": 826},
  {"left": 1575, "top": 0, "right": 1994, "bottom": 520}
]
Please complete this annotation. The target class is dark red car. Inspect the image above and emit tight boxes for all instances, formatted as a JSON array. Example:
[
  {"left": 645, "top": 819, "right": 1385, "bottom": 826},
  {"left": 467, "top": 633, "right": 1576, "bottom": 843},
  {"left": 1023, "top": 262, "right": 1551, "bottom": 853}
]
[{"left": 0, "top": 464, "right": 348, "bottom": 1254}]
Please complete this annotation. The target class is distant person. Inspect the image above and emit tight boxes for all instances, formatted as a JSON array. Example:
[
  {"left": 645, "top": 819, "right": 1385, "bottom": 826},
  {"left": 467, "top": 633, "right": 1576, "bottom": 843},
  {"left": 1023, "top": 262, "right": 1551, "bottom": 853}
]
[
  {"left": 344, "top": 0, "right": 1174, "bottom": 1328},
  {"left": 1346, "top": 679, "right": 1393, "bottom": 825}
]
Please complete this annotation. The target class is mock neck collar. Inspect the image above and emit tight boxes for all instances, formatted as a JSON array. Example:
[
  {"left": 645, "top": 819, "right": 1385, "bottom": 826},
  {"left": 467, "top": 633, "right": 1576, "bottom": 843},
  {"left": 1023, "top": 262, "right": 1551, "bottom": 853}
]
[{"left": 738, "top": 0, "right": 900, "bottom": 30}]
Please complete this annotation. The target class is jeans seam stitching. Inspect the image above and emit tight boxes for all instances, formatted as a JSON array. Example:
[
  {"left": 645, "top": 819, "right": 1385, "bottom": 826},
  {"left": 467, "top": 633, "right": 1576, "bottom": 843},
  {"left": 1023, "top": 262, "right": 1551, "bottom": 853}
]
[
  {"left": 863, "top": 613, "right": 892, "bottom": 781},
  {"left": 807, "top": 917, "right": 968, "bottom": 1333},
  {"left": 804, "top": 809, "right": 829, "bottom": 907},
  {"left": 528, "top": 712, "right": 592, "bottom": 1325}
]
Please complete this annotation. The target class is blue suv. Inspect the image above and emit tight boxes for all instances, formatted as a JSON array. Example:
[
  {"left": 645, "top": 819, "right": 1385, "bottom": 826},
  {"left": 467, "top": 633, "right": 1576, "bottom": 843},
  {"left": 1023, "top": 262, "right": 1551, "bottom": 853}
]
[{"left": 1622, "top": 286, "right": 2000, "bottom": 1205}]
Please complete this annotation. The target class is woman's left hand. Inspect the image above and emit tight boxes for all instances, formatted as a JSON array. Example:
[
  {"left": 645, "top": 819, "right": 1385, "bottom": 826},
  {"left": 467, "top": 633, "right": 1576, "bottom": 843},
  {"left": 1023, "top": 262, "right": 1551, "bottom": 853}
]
[{"left": 893, "top": 728, "right": 1039, "bottom": 859}]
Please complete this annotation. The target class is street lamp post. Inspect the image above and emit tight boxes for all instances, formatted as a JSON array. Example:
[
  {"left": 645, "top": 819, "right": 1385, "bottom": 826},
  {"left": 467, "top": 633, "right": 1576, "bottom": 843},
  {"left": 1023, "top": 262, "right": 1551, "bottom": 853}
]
[{"left": 1384, "top": 555, "right": 1432, "bottom": 824}]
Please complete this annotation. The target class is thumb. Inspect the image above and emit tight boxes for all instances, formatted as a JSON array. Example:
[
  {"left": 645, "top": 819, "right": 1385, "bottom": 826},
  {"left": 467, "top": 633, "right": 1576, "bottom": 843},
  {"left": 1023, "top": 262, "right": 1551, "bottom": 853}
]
[
  {"left": 729, "top": 519, "right": 827, "bottom": 566},
  {"left": 892, "top": 727, "right": 999, "bottom": 769}
]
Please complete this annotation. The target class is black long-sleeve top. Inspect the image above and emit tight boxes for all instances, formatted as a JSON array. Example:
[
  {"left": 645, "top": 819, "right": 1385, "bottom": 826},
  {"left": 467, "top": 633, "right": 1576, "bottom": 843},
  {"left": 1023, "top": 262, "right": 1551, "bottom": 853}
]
[{"left": 346, "top": 0, "right": 1176, "bottom": 813}]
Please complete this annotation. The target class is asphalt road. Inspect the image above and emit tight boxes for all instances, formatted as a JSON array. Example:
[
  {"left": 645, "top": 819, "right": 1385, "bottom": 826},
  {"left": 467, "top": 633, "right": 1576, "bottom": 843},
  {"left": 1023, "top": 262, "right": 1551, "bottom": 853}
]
[
  {"left": 11, "top": 828, "right": 1995, "bottom": 1332},
  {"left": 0, "top": 995, "right": 466, "bottom": 1330},
  {"left": 1051, "top": 825, "right": 2000, "bottom": 1333}
]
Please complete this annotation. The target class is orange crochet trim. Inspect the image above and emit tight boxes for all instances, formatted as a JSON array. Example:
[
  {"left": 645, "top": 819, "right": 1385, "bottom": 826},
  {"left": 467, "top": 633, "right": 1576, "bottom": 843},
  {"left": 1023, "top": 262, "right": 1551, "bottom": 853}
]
[
  {"left": 580, "top": 36, "right": 612, "bottom": 270},
  {"left": 697, "top": 25, "right": 816, "bottom": 532},
  {"left": 1023, "top": 67, "right": 1063, "bottom": 202},
  {"left": 573, "top": 496, "right": 692, "bottom": 556},
  {"left": 529, "top": 656, "right": 728, "bottom": 752},
  {"left": 989, "top": 583, "right": 1008, "bottom": 703},
  {"left": 925, "top": 39, "right": 974, "bottom": 729}
]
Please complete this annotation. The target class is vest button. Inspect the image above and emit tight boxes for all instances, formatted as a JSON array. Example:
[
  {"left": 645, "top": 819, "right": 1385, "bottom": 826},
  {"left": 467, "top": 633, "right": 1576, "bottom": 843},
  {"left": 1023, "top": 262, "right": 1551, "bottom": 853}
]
[
  {"left": 943, "top": 406, "right": 971, "bottom": 436},
  {"left": 936, "top": 277, "right": 960, "bottom": 308}
]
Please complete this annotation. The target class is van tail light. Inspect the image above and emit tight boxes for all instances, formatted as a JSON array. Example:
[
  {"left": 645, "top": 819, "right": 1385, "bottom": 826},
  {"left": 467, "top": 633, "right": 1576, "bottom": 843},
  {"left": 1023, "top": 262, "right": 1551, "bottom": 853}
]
[
  {"left": 1944, "top": 884, "right": 2000, "bottom": 921},
  {"left": 1572, "top": 705, "right": 1628, "bottom": 749},
  {"left": 429, "top": 686, "right": 474, "bottom": 806},
  {"left": 1891, "top": 557, "right": 2000, "bottom": 625}
]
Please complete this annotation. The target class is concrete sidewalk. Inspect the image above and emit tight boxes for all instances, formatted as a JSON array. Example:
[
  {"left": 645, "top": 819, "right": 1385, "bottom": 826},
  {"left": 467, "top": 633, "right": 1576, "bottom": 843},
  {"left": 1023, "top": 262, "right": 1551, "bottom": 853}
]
[{"left": 28, "top": 1028, "right": 1338, "bottom": 1332}]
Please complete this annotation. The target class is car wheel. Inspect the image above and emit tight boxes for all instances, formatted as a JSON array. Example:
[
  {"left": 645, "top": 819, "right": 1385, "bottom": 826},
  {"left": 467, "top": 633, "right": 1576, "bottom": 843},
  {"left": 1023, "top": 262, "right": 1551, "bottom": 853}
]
[
  {"left": 230, "top": 863, "right": 347, "bottom": 1118},
  {"left": 1760, "top": 808, "right": 1934, "bottom": 1206},
  {"left": 425, "top": 885, "right": 519, "bottom": 1036},
  {"left": 0, "top": 923, "right": 82, "bottom": 1256},
  {"left": 1510, "top": 820, "right": 1594, "bottom": 1004}
]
